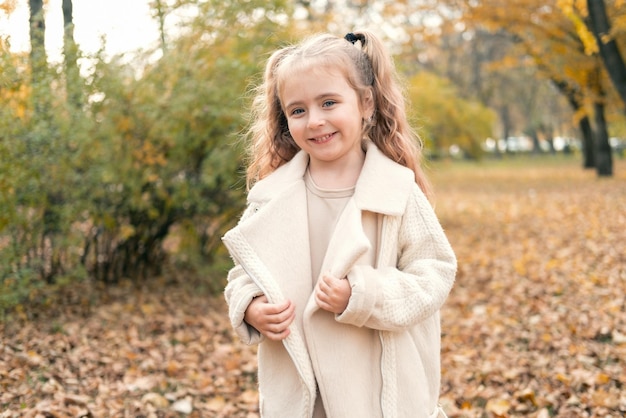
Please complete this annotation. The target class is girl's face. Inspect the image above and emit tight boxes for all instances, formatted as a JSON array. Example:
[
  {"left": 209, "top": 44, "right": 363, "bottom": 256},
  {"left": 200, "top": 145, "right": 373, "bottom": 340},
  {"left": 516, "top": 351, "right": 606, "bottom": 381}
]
[{"left": 280, "top": 66, "right": 373, "bottom": 173}]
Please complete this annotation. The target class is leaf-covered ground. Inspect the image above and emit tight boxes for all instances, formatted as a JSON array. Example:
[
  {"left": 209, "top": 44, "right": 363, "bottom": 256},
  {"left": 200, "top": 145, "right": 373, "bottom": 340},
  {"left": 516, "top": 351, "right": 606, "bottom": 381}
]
[
  {"left": 432, "top": 157, "right": 626, "bottom": 417},
  {"left": 1, "top": 156, "right": 625, "bottom": 417}
]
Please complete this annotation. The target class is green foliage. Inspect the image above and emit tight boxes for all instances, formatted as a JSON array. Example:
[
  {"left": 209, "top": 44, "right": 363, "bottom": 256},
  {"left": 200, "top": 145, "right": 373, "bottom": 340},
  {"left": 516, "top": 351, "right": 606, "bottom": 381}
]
[
  {"left": 75, "top": 0, "right": 293, "bottom": 283},
  {"left": 407, "top": 71, "right": 496, "bottom": 159},
  {"left": 0, "top": 40, "right": 94, "bottom": 313},
  {"left": 0, "top": 0, "right": 293, "bottom": 317}
]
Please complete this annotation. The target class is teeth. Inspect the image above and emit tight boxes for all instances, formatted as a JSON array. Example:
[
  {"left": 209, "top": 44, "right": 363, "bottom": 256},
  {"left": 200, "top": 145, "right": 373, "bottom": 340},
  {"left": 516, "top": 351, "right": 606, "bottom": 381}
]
[{"left": 312, "top": 133, "right": 332, "bottom": 142}]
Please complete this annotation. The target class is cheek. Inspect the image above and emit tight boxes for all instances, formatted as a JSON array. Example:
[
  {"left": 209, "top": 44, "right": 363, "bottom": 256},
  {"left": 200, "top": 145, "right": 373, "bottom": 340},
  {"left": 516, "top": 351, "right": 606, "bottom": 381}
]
[{"left": 286, "top": 118, "right": 302, "bottom": 136}]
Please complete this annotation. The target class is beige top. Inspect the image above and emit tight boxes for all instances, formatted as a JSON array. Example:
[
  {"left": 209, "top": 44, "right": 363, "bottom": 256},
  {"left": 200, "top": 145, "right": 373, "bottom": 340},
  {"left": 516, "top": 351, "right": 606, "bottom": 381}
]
[
  {"left": 305, "top": 168, "right": 380, "bottom": 418},
  {"left": 305, "top": 169, "right": 380, "bottom": 286},
  {"left": 305, "top": 169, "right": 354, "bottom": 286}
]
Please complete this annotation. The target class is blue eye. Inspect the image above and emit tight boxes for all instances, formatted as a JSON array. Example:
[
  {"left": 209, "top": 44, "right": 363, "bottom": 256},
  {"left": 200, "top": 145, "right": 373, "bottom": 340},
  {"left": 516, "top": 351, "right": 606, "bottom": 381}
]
[
  {"left": 291, "top": 108, "right": 304, "bottom": 115},
  {"left": 323, "top": 100, "right": 336, "bottom": 107}
]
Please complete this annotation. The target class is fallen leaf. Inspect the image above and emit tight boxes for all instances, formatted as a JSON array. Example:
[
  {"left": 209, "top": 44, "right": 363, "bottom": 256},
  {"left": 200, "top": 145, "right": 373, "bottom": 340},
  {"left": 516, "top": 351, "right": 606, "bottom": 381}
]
[
  {"left": 171, "top": 396, "right": 193, "bottom": 414},
  {"left": 486, "top": 398, "right": 511, "bottom": 416},
  {"left": 141, "top": 392, "right": 169, "bottom": 408}
]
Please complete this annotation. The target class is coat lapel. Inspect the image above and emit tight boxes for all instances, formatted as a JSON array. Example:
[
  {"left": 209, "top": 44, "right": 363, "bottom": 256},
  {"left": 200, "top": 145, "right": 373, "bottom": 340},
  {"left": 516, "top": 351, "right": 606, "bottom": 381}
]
[
  {"left": 223, "top": 180, "right": 311, "bottom": 304},
  {"left": 222, "top": 176, "right": 317, "bottom": 414},
  {"left": 353, "top": 141, "right": 415, "bottom": 216}
]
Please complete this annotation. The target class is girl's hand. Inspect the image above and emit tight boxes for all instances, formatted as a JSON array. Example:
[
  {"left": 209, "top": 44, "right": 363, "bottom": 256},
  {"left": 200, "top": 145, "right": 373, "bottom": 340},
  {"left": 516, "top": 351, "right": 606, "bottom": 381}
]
[
  {"left": 315, "top": 274, "right": 352, "bottom": 314},
  {"left": 244, "top": 295, "right": 295, "bottom": 341}
]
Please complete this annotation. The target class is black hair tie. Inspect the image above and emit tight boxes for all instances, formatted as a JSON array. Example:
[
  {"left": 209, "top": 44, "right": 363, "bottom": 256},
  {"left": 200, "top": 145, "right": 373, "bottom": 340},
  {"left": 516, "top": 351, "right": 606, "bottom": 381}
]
[{"left": 345, "top": 32, "right": 365, "bottom": 45}]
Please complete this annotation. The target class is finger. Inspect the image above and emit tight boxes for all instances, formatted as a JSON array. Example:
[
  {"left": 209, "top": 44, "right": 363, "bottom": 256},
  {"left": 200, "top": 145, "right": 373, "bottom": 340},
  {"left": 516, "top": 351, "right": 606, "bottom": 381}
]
[
  {"left": 320, "top": 274, "right": 335, "bottom": 286},
  {"left": 265, "top": 323, "right": 292, "bottom": 341},
  {"left": 315, "top": 296, "right": 329, "bottom": 311},
  {"left": 276, "top": 299, "right": 293, "bottom": 312},
  {"left": 314, "top": 287, "right": 323, "bottom": 305},
  {"left": 321, "top": 275, "right": 343, "bottom": 296},
  {"left": 265, "top": 329, "right": 288, "bottom": 341},
  {"left": 317, "top": 278, "right": 331, "bottom": 297},
  {"left": 321, "top": 273, "right": 340, "bottom": 285},
  {"left": 261, "top": 299, "right": 292, "bottom": 316},
  {"left": 285, "top": 303, "right": 296, "bottom": 323},
  {"left": 315, "top": 289, "right": 333, "bottom": 312},
  {"left": 266, "top": 304, "right": 296, "bottom": 325},
  {"left": 265, "top": 321, "right": 287, "bottom": 334},
  {"left": 314, "top": 284, "right": 327, "bottom": 303},
  {"left": 270, "top": 332, "right": 287, "bottom": 341}
]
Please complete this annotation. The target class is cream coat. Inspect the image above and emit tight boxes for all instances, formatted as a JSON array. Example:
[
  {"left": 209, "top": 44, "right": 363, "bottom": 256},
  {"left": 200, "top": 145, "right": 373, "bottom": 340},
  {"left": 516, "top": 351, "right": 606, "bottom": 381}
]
[{"left": 223, "top": 142, "right": 456, "bottom": 418}]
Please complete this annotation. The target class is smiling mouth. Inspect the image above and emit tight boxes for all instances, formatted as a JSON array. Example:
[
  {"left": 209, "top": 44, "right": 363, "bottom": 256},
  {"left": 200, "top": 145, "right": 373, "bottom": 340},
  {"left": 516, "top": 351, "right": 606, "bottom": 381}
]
[{"left": 310, "top": 132, "right": 335, "bottom": 143}]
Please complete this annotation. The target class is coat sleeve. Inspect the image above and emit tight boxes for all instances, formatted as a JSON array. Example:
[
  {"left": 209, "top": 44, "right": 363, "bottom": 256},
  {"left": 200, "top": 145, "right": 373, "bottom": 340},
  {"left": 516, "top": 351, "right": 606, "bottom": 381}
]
[
  {"left": 223, "top": 204, "right": 266, "bottom": 345},
  {"left": 336, "top": 185, "right": 457, "bottom": 331}
]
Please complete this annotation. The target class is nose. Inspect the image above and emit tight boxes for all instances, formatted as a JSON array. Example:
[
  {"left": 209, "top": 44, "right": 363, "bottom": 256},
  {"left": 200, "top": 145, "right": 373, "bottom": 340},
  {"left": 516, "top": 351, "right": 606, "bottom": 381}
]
[{"left": 307, "top": 109, "right": 325, "bottom": 129}]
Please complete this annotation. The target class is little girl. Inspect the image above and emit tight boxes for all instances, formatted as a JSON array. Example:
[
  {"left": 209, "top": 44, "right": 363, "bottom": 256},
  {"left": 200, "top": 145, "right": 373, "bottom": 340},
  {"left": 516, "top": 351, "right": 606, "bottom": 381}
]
[{"left": 223, "top": 30, "right": 456, "bottom": 418}]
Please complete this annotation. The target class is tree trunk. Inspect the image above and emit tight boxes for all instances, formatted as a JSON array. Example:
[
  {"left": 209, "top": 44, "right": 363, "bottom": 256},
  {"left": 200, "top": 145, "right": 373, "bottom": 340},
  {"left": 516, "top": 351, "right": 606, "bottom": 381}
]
[
  {"left": 586, "top": 0, "right": 626, "bottom": 112},
  {"left": 593, "top": 100, "right": 613, "bottom": 176},
  {"left": 580, "top": 116, "right": 595, "bottom": 168},
  {"left": 152, "top": 0, "right": 168, "bottom": 53},
  {"left": 499, "top": 104, "right": 511, "bottom": 155},
  {"left": 543, "top": 125, "right": 556, "bottom": 154},
  {"left": 530, "top": 129, "right": 542, "bottom": 154},
  {"left": 29, "top": 0, "right": 48, "bottom": 116},
  {"left": 63, "top": 0, "right": 82, "bottom": 107},
  {"left": 550, "top": 78, "right": 595, "bottom": 168},
  {"left": 29, "top": 0, "right": 45, "bottom": 67}
]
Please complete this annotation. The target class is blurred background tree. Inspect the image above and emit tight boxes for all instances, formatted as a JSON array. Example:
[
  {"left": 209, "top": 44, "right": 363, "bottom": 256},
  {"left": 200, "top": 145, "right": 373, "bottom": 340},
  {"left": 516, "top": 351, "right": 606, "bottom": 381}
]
[{"left": 0, "top": 0, "right": 624, "bottom": 317}]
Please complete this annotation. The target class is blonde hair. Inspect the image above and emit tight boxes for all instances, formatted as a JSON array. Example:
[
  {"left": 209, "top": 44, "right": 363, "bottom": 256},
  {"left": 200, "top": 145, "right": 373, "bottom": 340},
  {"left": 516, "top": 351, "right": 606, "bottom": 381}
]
[{"left": 243, "top": 30, "right": 432, "bottom": 199}]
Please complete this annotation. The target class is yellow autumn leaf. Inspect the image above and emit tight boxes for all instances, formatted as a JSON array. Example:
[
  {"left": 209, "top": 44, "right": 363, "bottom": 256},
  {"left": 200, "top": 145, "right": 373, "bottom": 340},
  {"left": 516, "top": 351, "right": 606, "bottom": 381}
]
[
  {"left": 239, "top": 389, "right": 258, "bottom": 404},
  {"left": 140, "top": 303, "right": 155, "bottom": 315},
  {"left": 0, "top": 0, "right": 17, "bottom": 14},
  {"left": 517, "top": 388, "right": 537, "bottom": 406},
  {"left": 141, "top": 392, "right": 169, "bottom": 408},
  {"left": 595, "top": 372, "right": 611, "bottom": 385},
  {"left": 556, "top": 373, "right": 571, "bottom": 384},
  {"left": 486, "top": 398, "right": 511, "bottom": 416},
  {"left": 460, "top": 400, "right": 472, "bottom": 410},
  {"left": 591, "top": 389, "right": 619, "bottom": 408},
  {"left": 206, "top": 396, "right": 226, "bottom": 411},
  {"left": 119, "top": 224, "right": 135, "bottom": 240}
]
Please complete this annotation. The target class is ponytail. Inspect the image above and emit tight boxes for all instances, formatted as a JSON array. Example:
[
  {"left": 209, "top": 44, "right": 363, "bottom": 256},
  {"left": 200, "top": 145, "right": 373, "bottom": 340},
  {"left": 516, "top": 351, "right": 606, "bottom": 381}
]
[{"left": 347, "top": 30, "right": 432, "bottom": 200}]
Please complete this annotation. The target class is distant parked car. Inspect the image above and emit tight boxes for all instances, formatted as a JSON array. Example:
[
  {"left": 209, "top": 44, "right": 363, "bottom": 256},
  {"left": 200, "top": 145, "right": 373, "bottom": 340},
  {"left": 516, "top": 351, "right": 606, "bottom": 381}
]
[
  {"left": 502, "top": 136, "right": 533, "bottom": 153},
  {"left": 610, "top": 137, "right": 625, "bottom": 156}
]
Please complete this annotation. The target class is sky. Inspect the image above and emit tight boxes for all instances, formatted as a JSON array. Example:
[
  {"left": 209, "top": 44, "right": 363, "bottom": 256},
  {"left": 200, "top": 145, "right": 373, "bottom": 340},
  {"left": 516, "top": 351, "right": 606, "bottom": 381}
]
[{"left": 0, "top": 0, "right": 161, "bottom": 61}]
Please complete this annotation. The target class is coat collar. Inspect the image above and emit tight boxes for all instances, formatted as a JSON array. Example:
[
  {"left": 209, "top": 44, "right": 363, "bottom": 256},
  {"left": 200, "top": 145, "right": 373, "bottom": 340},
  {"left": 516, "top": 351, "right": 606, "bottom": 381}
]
[{"left": 247, "top": 141, "right": 414, "bottom": 216}]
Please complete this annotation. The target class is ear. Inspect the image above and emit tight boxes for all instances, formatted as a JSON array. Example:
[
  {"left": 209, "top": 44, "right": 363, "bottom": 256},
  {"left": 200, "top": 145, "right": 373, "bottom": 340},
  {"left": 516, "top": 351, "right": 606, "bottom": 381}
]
[{"left": 362, "top": 88, "right": 375, "bottom": 119}]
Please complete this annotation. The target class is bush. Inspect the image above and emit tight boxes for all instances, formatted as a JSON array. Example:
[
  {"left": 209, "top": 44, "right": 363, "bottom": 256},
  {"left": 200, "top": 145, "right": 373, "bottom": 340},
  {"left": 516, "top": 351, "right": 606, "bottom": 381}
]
[{"left": 0, "top": 0, "right": 292, "bottom": 317}]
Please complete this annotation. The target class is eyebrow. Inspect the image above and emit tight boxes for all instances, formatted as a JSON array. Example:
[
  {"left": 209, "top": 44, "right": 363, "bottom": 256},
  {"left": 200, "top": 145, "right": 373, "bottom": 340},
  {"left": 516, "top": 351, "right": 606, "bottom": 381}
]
[{"left": 284, "top": 93, "right": 341, "bottom": 109}]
